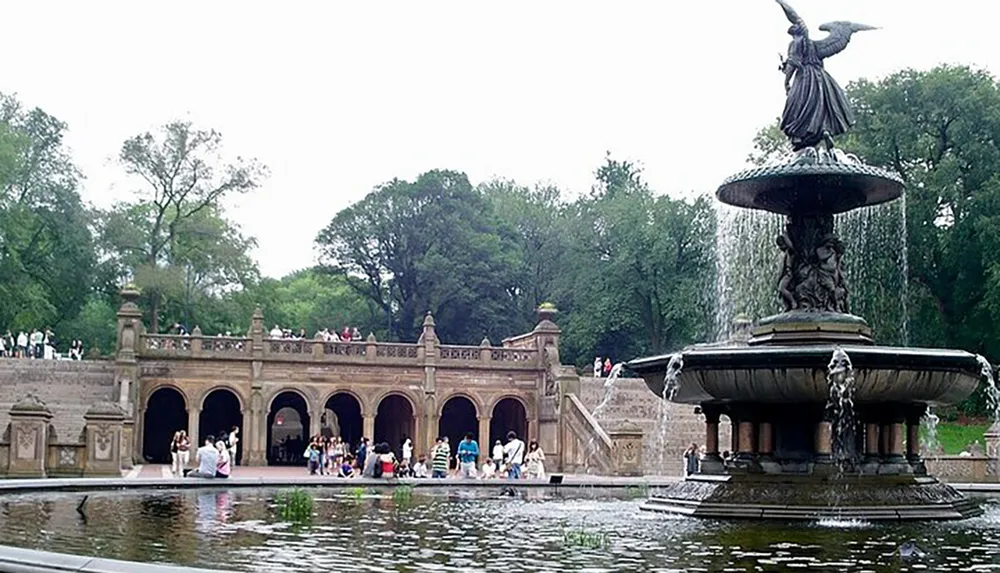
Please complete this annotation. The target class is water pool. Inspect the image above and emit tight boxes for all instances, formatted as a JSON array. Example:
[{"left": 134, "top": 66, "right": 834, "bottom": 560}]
[{"left": 1, "top": 486, "right": 998, "bottom": 571}]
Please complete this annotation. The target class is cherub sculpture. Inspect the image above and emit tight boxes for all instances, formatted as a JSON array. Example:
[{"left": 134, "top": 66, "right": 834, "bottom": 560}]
[{"left": 776, "top": 0, "right": 877, "bottom": 152}]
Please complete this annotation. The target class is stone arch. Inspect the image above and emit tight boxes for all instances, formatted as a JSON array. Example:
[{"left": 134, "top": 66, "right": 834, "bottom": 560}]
[
  {"left": 142, "top": 386, "right": 188, "bottom": 464},
  {"left": 265, "top": 387, "right": 314, "bottom": 416},
  {"left": 198, "top": 384, "right": 246, "bottom": 412},
  {"left": 321, "top": 390, "right": 364, "bottom": 450},
  {"left": 371, "top": 389, "right": 421, "bottom": 418},
  {"left": 199, "top": 387, "right": 245, "bottom": 464},
  {"left": 320, "top": 388, "right": 369, "bottom": 417},
  {"left": 141, "top": 383, "right": 190, "bottom": 411},
  {"left": 490, "top": 395, "right": 529, "bottom": 447},
  {"left": 437, "top": 391, "right": 483, "bottom": 418},
  {"left": 439, "top": 395, "right": 480, "bottom": 466},
  {"left": 374, "top": 392, "right": 416, "bottom": 456},
  {"left": 267, "top": 389, "right": 312, "bottom": 465}
]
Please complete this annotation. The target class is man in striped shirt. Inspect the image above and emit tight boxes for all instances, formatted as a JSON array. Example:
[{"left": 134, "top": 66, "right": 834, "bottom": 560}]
[{"left": 431, "top": 436, "right": 449, "bottom": 478}]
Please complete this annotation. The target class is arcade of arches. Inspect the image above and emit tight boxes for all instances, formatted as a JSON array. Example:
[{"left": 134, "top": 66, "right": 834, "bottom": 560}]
[{"left": 141, "top": 383, "right": 535, "bottom": 467}]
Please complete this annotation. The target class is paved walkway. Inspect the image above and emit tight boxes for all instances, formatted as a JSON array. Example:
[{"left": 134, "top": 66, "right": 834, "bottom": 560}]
[{"left": 121, "top": 464, "right": 681, "bottom": 486}]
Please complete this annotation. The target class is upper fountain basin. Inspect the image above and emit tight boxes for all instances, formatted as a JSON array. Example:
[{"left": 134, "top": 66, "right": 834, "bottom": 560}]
[
  {"left": 716, "top": 161, "right": 904, "bottom": 216},
  {"left": 626, "top": 344, "right": 981, "bottom": 406}
]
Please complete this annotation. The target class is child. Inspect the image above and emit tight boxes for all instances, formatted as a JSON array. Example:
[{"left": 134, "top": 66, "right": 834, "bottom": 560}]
[
  {"left": 339, "top": 455, "right": 355, "bottom": 478},
  {"left": 413, "top": 456, "right": 428, "bottom": 478},
  {"left": 480, "top": 458, "right": 496, "bottom": 479}
]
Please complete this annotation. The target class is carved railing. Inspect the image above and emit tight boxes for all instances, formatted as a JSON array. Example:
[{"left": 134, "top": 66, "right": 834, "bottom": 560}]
[
  {"left": 375, "top": 343, "right": 419, "bottom": 359},
  {"left": 138, "top": 334, "right": 540, "bottom": 368},
  {"left": 439, "top": 345, "right": 481, "bottom": 361},
  {"left": 323, "top": 341, "right": 366, "bottom": 357},
  {"left": 490, "top": 348, "right": 537, "bottom": 363},
  {"left": 564, "top": 394, "right": 614, "bottom": 474},
  {"left": 202, "top": 336, "right": 249, "bottom": 354}
]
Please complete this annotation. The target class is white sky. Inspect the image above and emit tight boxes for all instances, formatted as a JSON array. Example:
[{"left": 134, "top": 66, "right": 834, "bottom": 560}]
[{"left": 2, "top": 1, "right": 998, "bottom": 278}]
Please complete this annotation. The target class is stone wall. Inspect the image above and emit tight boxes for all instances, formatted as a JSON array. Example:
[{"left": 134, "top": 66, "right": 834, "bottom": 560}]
[
  {"left": 925, "top": 455, "right": 996, "bottom": 483},
  {"left": 0, "top": 359, "right": 117, "bottom": 443},
  {"left": 579, "top": 376, "right": 732, "bottom": 476}
]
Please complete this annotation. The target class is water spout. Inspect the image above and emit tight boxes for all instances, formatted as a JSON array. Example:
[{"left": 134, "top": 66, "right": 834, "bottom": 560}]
[
  {"left": 922, "top": 407, "right": 941, "bottom": 455},
  {"left": 592, "top": 363, "right": 624, "bottom": 420},
  {"left": 826, "top": 347, "right": 857, "bottom": 468},
  {"left": 976, "top": 354, "right": 1000, "bottom": 423},
  {"left": 657, "top": 353, "right": 685, "bottom": 470}
]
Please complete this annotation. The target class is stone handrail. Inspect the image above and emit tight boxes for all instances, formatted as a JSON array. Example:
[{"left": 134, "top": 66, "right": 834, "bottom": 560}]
[
  {"left": 565, "top": 393, "right": 614, "bottom": 473},
  {"left": 137, "top": 334, "right": 539, "bottom": 368}
]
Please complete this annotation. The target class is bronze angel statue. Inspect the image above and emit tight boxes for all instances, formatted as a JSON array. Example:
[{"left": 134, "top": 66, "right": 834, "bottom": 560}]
[{"left": 776, "top": 0, "right": 877, "bottom": 151}]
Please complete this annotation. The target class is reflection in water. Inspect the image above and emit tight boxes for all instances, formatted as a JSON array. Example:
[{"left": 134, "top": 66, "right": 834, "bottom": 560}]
[{"left": 0, "top": 488, "right": 998, "bottom": 571}]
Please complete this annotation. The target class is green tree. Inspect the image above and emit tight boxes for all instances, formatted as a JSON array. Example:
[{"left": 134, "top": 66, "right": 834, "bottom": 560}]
[
  {"left": 109, "top": 121, "right": 268, "bottom": 332},
  {"left": 481, "top": 179, "right": 568, "bottom": 335},
  {"left": 557, "top": 156, "right": 716, "bottom": 367},
  {"left": 316, "top": 170, "right": 521, "bottom": 344},
  {"left": 0, "top": 93, "right": 97, "bottom": 336}
]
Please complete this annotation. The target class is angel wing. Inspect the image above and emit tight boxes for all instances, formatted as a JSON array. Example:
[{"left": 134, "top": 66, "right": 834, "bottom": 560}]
[
  {"left": 816, "top": 21, "right": 878, "bottom": 59},
  {"left": 776, "top": 0, "right": 806, "bottom": 29}
]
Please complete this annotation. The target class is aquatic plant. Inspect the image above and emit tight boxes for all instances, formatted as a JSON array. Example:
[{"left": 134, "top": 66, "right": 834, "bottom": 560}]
[
  {"left": 562, "top": 521, "right": 611, "bottom": 550},
  {"left": 275, "top": 488, "right": 313, "bottom": 523},
  {"left": 393, "top": 485, "right": 414, "bottom": 504}
]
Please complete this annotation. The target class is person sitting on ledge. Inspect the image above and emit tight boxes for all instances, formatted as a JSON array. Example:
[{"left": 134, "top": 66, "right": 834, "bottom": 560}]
[
  {"left": 186, "top": 435, "right": 219, "bottom": 478},
  {"left": 215, "top": 441, "right": 231, "bottom": 479}
]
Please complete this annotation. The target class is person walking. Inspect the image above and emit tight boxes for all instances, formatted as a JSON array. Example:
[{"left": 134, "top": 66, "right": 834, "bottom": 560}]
[
  {"left": 457, "top": 432, "right": 480, "bottom": 478},
  {"left": 491, "top": 439, "right": 504, "bottom": 474},
  {"left": 228, "top": 426, "right": 239, "bottom": 467},
  {"left": 177, "top": 430, "right": 191, "bottom": 473},
  {"left": 170, "top": 431, "right": 181, "bottom": 476},
  {"left": 401, "top": 438, "right": 413, "bottom": 476},
  {"left": 525, "top": 441, "right": 546, "bottom": 479}
]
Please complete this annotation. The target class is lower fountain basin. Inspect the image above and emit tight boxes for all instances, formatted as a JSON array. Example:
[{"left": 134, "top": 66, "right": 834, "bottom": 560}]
[
  {"left": 627, "top": 344, "right": 981, "bottom": 407},
  {"left": 643, "top": 474, "right": 982, "bottom": 521}
]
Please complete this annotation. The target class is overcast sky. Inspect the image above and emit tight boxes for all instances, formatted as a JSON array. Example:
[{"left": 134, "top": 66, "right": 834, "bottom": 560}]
[{"left": 3, "top": 1, "right": 998, "bottom": 278}]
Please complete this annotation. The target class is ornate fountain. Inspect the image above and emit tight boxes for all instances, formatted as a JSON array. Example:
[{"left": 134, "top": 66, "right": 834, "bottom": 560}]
[{"left": 626, "top": 0, "right": 986, "bottom": 520}]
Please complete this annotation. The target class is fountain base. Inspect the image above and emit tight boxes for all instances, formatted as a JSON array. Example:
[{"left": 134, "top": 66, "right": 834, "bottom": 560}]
[
  {"left": 642, "top": 474, "right": 982, "bottom": 521},
  {"left": 751, "top": 311, "right": 873, "bottom": 345}
]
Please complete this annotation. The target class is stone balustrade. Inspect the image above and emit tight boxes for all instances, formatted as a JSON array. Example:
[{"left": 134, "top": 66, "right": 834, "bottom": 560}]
[{"left": 138, "top": 333, "right": 540, "bottom": 367}]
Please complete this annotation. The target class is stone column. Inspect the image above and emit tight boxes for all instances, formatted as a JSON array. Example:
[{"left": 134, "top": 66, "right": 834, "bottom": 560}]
[
  {"left": 363, "top": 415, "right": 376, "bottom": 442},
  {"left": 888, "top": 420, "right": 905, "bottom": 462},
  {"left": 905, "top": 409, "right": 923, "bottom": 462},
  {"left": 8, "top": 395, "right": 53, "bottom": 478},
  {"left": 814, "top": 419, "right": 833, "bottom": 459},
  {"left": 121, "top": 421, "right": 134, "bottom": 470},
  {"left": 757, "top": 422, "right": 774, "bottom": 457},
  {"left": 244, "top": 390, "right": 266, "bottom": 466},
  {"left": 188, "top": 406, "right": 201, "bottom": 449},
  {"left": 83, "top": 402, "right": 127, "bottom": 477},
  {"left": 736, "top": 421, "right": 755, "bottom": 457},
  {"left": 879, "top": 422, "right": 891, "bottom": 457},
  {"left": 478, "top": 416, "right": 491, "bottom": 450},
  {"left": 864, "top": 422, "right": 880, "bottom": 459},
  {"left": 701, "top": 406, "right": 724, "bottom": 474}
]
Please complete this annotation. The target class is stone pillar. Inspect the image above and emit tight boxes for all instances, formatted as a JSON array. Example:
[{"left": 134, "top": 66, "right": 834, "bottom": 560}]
[
  {"left": 815, "top": 420, "right": 833, "bottom": 459},
  {"left": 419, "top": 313, "right": 438, "bottom": 456},
  {"left": 309, "top": 408, "right": 321, "bottom": 440},
  {"left": 83, "top": 402, "right": 126, "bottom": 477},
  {"left": 363, "top": 415, "right": 376, "bottom": 442},
  {"left": 188, "top": 406, "right": 201, "bottom": 449},
  {"left": 609, "top": 421, "right": 643, "bottom": 477},
  {"left": 757, "top": 422, "right": 774, "bottom": 456},
  {"left": 478, "top": 416, "right": 490, "bottom": 448},
  {"left": 864, "top": 422, "right": 879, "bottom": 458},
  {"left": 905, "top": 409, "right": 923, "bottom": 462},
  {"left": 244, "top": 390, "right": 266, "bottom": 466},
  {"left": 701, "top": 406, "right": 724, "bottom": 474},
  {"left": 888, "top": 421, "right": 905, "bottom": 461},
  {"left": 121, "top": 421, "right": 134, "bottom": 470},
  {"left": 115, "top": 287, "right": 143, "bottom": 463},
  {"left": 8, "top": 395, "right": 53, "bottom": 478}
]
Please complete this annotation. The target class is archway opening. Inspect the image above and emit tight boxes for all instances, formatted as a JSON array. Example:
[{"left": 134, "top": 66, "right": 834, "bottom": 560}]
[
  {"left": 267, "top": 392, "right": 310, "bottom": 466},
  {"left": 323, "top": 393, "right": 363, "bottom": 452},
  {"left": 199, "top": 389, "right": 244, "bottom": 464},
  {"left": 142, "top": 387, "right": 187, "bottom": 464},
  {"left": 490, "top": 397, "right": 527, "bottom": 449},
  {"left": 439, "top": 396, "right": 479, "bottom": 467},
  {"left": 374, "top": 394, "right": 414, "bottom": 459}
]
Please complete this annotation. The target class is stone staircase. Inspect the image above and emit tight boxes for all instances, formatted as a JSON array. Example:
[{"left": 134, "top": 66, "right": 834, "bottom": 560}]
[{"left": 572, "top": 376, "right": 732, "bottom": 476}]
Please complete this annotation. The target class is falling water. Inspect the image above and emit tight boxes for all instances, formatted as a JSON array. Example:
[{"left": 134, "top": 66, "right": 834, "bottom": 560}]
[
  {"left": 591, "top": 363, "right": 624, "bottom": 420},
  {"left": 657, "top": 353, "right": 685, "bottom": 470},
  {"left": 977, "top": 354, "right": 1000, "bottom": 423},
  {"left": 582, "top": 363, "right": 624, "bottom": 474},
  {"left": 713, "top": 199, "right": 909, "bottom": 345},
  {"left": 713, "top": 205, "right": 782, "bottom": 341},
  {"left": 826, "top": 347, "right": 857, "bottom": 469},
  {"left": 921, "top": 407, "right": 941, "bottom": 455}
]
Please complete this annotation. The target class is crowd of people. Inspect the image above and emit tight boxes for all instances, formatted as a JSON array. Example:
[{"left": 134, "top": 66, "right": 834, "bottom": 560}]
[
  {"left": 0, "top": 329, "right": 83, "bottom": 360},
  {"left": 268, "top": 325, "right": 364, "bottom": 342},
  {"left": 178, "top": 427, "right": 548, "bottom": 481}
]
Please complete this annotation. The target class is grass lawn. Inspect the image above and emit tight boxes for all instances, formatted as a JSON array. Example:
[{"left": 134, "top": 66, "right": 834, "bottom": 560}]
[{"left": 929, "top": 422, "right": 991, "bottom": 454}]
